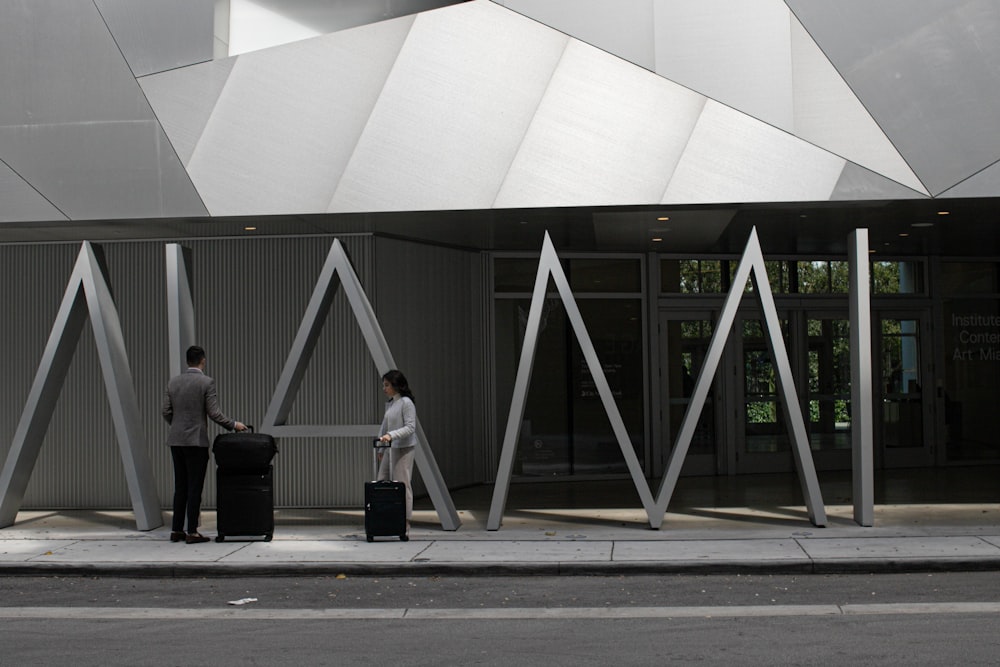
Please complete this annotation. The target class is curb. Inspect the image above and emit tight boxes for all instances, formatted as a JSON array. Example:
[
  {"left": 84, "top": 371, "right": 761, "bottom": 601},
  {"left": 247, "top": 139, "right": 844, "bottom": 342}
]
[{"left": 4, "top": 557, "right": 1000, "bottom": 577}]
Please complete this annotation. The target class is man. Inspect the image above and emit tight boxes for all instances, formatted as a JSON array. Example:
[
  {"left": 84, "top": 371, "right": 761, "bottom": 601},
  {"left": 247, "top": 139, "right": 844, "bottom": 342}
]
[{"left": 162, "top": 345, "right": 246, "bottom": 544}]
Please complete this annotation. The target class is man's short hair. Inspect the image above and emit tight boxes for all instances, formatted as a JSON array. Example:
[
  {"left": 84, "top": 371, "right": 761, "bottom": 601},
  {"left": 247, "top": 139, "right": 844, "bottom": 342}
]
[{"left": 186, "top": 345, "right": 206, "bottom": 366}]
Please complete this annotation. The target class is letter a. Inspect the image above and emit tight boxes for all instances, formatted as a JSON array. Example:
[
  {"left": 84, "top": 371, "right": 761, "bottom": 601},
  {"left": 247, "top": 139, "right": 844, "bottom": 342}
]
[{"left": 0, "top": 243, "right": 161, "bottom": 530}]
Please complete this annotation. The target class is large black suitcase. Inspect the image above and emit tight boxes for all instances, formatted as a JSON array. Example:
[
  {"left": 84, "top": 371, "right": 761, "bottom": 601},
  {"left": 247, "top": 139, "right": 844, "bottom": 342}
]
[
  {"left": 365, "top": 480, "right": 408, "bottom": 542},
  {"left": 216, "top": 466, "right": 274, "bottom": 542},
  {"left": 213, "top": 429, "right": 277, "bottom": 471}
]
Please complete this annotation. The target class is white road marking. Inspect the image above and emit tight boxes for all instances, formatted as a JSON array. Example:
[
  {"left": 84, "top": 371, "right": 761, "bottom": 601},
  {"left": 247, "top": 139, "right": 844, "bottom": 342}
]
[{"left": 1, "top": 602, "right": 999, "bottom": 621}]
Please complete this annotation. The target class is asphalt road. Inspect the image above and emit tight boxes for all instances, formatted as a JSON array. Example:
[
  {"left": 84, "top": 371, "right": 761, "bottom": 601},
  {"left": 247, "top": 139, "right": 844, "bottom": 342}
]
[{"left": 2, "top": 572, "right": 999, "bottom": 665}]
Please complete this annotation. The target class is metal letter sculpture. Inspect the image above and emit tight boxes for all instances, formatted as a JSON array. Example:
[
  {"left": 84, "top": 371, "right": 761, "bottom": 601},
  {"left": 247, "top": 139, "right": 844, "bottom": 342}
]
[
  {"left": 0, "top": 243, "right": 161, "bottom": 530},
  {"left": 260, "top": 239, "right": 460, "bottom": 530},
  {"left": 849, "top": 229, "right": 874, "bottom": 526},
  {"left": 654, "top": 228, "right": 827, "bottom": 528},
  {"left": 488, "top": 232, "right": 655, "bottom": 530},
  {"left": 489, "top": 228, "right": 827, "bottom": 530}
]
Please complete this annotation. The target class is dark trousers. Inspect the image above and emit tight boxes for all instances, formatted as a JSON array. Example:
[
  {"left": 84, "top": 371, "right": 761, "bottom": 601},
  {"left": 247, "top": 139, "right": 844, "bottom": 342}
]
[{"left": 171, "top": 446, "right": 210, "bottom": 533}]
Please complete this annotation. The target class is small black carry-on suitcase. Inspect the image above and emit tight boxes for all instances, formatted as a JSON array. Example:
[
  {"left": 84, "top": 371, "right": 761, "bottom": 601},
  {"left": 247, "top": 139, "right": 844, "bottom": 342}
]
[
  {"left": 365, "top": 441, "right": 408, "bottom": 542},
  {"left": 213, "top": 427, "right": 277, "bottom": 542}
]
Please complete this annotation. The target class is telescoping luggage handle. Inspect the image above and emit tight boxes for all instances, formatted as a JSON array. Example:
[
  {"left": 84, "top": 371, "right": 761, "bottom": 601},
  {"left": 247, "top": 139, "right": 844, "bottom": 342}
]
[{"left": 372, "top": 438, "right": 390, "bottom": 480}]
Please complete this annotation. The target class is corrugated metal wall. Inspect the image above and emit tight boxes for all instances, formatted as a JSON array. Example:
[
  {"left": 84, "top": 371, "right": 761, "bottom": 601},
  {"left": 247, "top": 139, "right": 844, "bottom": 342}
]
[
  {"left": 374, "top": 237, "right": 487, "bottom": 491},
  {"left": 0, "top": 234, "right": 485, "bottom": 510}
]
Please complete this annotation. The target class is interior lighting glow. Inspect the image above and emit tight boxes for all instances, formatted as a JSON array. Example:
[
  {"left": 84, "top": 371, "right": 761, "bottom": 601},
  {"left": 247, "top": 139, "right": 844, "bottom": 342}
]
[{"left": 244, "top": 226, "right": 257, "bottom": 231}]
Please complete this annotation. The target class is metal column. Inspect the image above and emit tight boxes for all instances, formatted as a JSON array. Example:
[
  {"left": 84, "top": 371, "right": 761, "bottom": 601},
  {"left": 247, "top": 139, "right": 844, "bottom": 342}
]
[{"left": 849, "top": 229, "right": 875, "bottom": 526}]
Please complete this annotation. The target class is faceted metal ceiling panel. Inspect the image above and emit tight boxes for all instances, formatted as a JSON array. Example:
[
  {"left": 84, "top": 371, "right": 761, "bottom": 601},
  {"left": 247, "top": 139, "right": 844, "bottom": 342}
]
[
  {"left": 831, "top": 164, "right": 929, "bottom": 201},
  {"left": 662, "top": 101, "right": 846, "bottom": 204},
  {"left": 140, "top": 0, "right": 896, "bottom": 215},
  {"left": 0, "top": 0, "right": 149, "bottom": 126},
  {"left": 788, "top": 16, "right": 926, "bottom": 195},
  {"left": 0, "top": 0, "right": 207, "bottom": 220},
  {"left": 139, "top": 58, "right": 237, "bottom": 166},
  {"left": 939, "top": 161, "right": 1000, "bottom": 199},
  {"left": 653, "top": 0, "right": 794, "bottom": 132},
  {"left": 0, "top": 161, "right": 66, "bottom": 223},
  {"left": 497, "top": 0, "right": 655, "bottom": 70},
  {"left": 494, "top": 39, "right": 704, "bottom": 208},
  {"left": 328, "top": 1, "right": 568, "bottom": 212},
  {"left": 227, "top": 0, "right": 463, "bottom": 55},
  {"left": 786, "top": 0, "right": 1000, "bottom": 196},
  {"left": 95, "top": 0, "right": 214, "bottom": 77},
  {"left": 0, "top": 122, "right": 207, "bottom": 221},
  {"left": 184, "top": 16, "right": 416, "bottom": 216},
  {"left": 495, "top": 0, "right": 926, "bottom": 197}
]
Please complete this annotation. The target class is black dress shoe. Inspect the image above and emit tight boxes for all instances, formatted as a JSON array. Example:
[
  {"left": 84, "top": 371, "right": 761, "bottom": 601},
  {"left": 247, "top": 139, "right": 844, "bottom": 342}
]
[
  {"left": 185, "top": 532, "right": 210, "bottom": 544},
  {"left": 169, "top": 531, "right": 185, "bottom": 543}
]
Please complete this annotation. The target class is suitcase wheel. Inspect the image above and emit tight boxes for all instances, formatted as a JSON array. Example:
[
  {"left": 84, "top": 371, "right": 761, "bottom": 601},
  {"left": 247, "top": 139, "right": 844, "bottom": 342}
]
[
  {"left": 264, "top": 533, "right": 273, "bottom": 542},
  {"left": 400, "top": 534, "right": 409, "bottom": 542},
  {"left": 366, "top": 535, "right": 374, "bottom": 543},
  {"left": 215, "top": 535, "right": 225, "bottom": 543}
]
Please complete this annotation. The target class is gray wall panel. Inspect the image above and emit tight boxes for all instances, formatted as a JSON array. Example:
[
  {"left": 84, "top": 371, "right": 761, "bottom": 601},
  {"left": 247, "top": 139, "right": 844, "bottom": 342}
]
[
  {"left": 0, "top": 235, "right": 482, "bottom": 510},
  {"left": 374, "top": 238, "right": 485, "bottom": 491},
  {"left": 96, "top": 0, "right": 214, "bottom": 77}
]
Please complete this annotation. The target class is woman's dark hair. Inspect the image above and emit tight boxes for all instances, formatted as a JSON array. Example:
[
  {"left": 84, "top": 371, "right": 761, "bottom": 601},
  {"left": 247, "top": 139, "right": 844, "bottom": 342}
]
[{"left": 383, "top": 369, "right": 415, "bottom": 402}]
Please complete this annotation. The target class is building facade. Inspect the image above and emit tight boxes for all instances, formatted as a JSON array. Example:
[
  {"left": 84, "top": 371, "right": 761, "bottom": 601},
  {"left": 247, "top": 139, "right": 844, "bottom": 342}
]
[{"left": 1, "top": 0, "right": 999, "bottom": 518}]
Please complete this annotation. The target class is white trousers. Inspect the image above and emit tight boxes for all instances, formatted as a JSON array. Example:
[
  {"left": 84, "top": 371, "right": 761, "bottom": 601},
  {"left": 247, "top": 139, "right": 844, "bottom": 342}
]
[{"left": 377, "top": 445, "right": 415, "bottom": 520}]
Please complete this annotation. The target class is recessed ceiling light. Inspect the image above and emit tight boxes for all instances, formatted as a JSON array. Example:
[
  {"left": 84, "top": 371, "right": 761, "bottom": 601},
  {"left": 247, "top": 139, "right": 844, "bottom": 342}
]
[
  {"left": 656, "top": 216, "right": 669, "bottom": 221},
  {"left": 911, "top": 222, "right": 934, "bottom": 228},
  {"left": 651, "top": 237, "right": 663, "bottom": 242},
  {"left": 244, "top": 226, "right": 257, "bottom": 231},
  {"left": 937, "top": 211, "right": 950, "bottom": 215},
  {"left": 868, "top": 249, "right": 877, "bottom": 254},
  {"left": 898, "top": 232, "right": 909, "bottom": 237}
]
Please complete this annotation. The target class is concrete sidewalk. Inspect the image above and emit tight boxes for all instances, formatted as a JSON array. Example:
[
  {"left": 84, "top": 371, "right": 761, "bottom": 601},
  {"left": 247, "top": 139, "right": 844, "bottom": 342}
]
[{"left": 2, "top": 502, "right": 1000, "bottom": 576}]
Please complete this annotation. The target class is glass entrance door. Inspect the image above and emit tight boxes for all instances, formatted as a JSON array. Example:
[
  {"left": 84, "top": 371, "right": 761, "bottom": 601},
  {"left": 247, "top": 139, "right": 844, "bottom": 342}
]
[
  {"left": 804, "top": 313, "right": 852, "bottom": 469},
  {"left": 658, "top": 304, "right": 932, "bottom": 476},
  {"left": 735, "top": 309, "right": 853, "bottom": 474},
  {"left": 658, "top": 310, "right": 722, "bottom": 476},
  {"left": 735, "top": 312, "right": 794, "bottom": 473},
  {"left": 877, "top": 311, "right": 933, "bottom": 467}
]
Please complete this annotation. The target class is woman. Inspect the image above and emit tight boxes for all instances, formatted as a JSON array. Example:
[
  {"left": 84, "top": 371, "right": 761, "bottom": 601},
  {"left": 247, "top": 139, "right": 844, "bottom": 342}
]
[{"left": 377, "top": 369, "right": 417, "bottom": 534}]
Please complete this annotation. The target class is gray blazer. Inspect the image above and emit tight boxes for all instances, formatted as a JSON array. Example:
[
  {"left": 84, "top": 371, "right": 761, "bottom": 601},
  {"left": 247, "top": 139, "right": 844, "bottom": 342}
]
[{"left": 162, "top": 368, "right": 236, "bottom": 447}]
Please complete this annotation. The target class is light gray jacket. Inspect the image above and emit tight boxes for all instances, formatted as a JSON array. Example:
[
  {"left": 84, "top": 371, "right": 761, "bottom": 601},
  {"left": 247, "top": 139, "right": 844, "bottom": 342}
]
[
  {"left": 162, "top": 368, "right": 236, "bottom": 447},
  {"left": 378, "top": 395, "right": 417, "bottom": 449}
]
